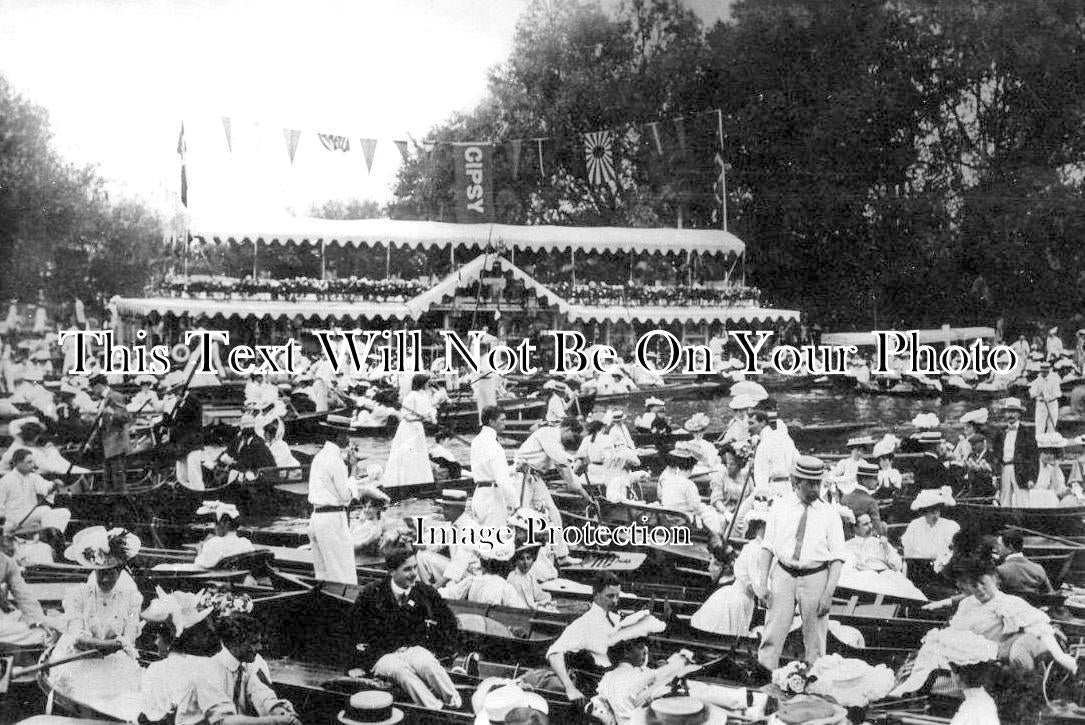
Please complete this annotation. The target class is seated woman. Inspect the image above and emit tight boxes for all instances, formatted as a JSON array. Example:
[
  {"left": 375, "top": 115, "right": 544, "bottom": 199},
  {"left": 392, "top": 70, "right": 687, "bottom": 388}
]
[
  {"left": 593, "top": 638, "right": 699, "bottom": 725},
  {"left": 690, "top": 511, "right": 767, "bottom": 636},
  {"left": 656, "top": 443, "right": 726, "bottom": 549},
  {"left": 139, "top": 588, "right": 220, "bottom": 724},
  {"left": 505, "top": 542, "right": 558, "bottom": 612},
  {"left": 710, "top": 444, "right": 749, "bottom": 521},
  {"left": 1013, "top": 433, "right": 1074, "bottom": 507},
  {"left": 437, "top": 513, "right": 526, "bottom": 608},
  {"left": 349, "top": 489, "right": 400, "bottom": 557},
  {"left": 901, "top": 488, "right": 960, "bottom": 589},
  {"left": 193, "top": 501, "right": 254, "bottom": 569},
  {"left": 53, "top": 527, "right": 144, "bottom": 694},
  {"left": 895, "top": 546, "right": 1077, "bottom": 697},
  {"left": 262, "top": 420, "right": 299, "bottom": 469},
  {"left": 872, "top": 437, "right": 903, "bottom": 499},
  {"left": 601, "top": 447, "right": 646, "bottom": 503}
]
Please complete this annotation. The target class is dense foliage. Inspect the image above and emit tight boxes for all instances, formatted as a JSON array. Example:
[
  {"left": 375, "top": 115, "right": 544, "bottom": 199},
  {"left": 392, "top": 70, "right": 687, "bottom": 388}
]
[{"left": 389, "top": 0, "right": 1085, "bottom": 329}]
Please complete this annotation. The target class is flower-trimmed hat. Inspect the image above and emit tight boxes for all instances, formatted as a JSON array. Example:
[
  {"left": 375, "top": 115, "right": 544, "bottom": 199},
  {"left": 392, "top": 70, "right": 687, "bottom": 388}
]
[
  {"left": 910, "top": 412, "right": 940, "bottom": 429},
  {"left": 959, "top": 408, "right": 988, "bottom": 426},
  {"left": 910, "top": 487, "right": 955, "bottom": 511},
  {"left": 806, "top": 654, "right": 894, "bottom": 708},
  {"left": 64, "top": 526, "right": 141, "bottom": 569},
  {"left": 684, "top": 413, "right": 710, "bottom": 432},
  {"left": 1001, "top": 397, "right": 1026, "bottom": 413},
  {"left": 141, "top": 585, "right": 213, "bottom": 635}
]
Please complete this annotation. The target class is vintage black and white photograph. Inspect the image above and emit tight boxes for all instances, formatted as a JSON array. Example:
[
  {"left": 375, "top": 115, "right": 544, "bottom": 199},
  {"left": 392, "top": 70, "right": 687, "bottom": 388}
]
[{"left": 1, "top": 1, "right": 1084, "bottom": 723}]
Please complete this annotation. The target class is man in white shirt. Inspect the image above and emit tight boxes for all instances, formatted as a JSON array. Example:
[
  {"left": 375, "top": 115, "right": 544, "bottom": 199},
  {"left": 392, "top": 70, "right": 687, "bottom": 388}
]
[
  {"left": 844, "top": 512, "right": 903, "bottom": 572},
  {"left": 749, "top": 410, "right": 795, "bottom": 498},
  {"left": 470, "top": 334, "right": 501, "bottom": 423},
  {"left": 515, "top": 418, "right": 588, "bottom": 566},
  {"left": 1029, "top": 361, "right": 1061, "bottom": 436},
  {"left": 306, "top": 431, "right": 359, "bottom": 584},
  {"left": 469, "top": 405, "right": 518, "bottom": 525},
  {"left": 547, "top": 572, "right": 623, "bottom": 703},
  {"left": 175, "top": 614, "right": 299, "bottom": 725},
  {"left": 543, "top": 380, "right": 570, "bottom": 424},
  {"left": 753, "top": 456, "right": 846, "bottom": 669},
  {"left": 0, "top": 449, "right": 71, "bottom": 534}
]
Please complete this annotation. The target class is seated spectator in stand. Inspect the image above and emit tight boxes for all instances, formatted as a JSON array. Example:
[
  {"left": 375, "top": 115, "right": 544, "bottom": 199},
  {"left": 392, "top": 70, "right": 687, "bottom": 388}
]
[{"left": 193, "top": 502, "right": 255, "bottom": 569}]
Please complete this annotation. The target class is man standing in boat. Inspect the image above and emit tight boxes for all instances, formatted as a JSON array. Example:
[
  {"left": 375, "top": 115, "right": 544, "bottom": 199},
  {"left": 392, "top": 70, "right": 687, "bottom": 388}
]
[
  {"left": 992, "top": 398, "right": 1037, "bottom": 508},
  {"left": 753, "top": 456, "right": 846, "bottom": 670},
  {"left": 88, "top": 373, "right": 131, "bottom": 492},
  {"left": 469, "top": 405, "right": 518, "bottom": 525},
  {"left": 748, "top": 409, "right": 794, "bottom": 499},
  {"left": 514, "top": 416, "right": 587, "bottom": 567},
  {"left": 1029, "top": 360, "right": 1062, "bottom": 437},
  {"left": 307, "top": 430, "right": 359, "bottom": 585},
  {"left": 469, "top": 333, "right": 501, "bottom": 424}
]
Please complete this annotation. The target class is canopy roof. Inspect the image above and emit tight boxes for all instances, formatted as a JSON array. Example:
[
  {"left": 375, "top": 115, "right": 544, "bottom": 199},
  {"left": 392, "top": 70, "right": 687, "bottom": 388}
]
[
  {"left": 566, "top": 304, "right": 799, "bottom": 325},
  {"left": 821, "top": 327, "right": 997, "bottom": 348},
  {"left": 188, "top": 215, "right": 744, "bottom": 257},
  {"left": 113, "top": 297, "right": 412, "bottom": 321}
]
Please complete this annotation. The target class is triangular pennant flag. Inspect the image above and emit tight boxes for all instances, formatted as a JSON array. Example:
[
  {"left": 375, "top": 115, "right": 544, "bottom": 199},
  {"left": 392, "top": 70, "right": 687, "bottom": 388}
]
[
  {"left": 394, "top": 140, "right": 409, "bottom": 162},
  {"left": 508, "top": 140, "right": 522, "bottom": 180},
  {"left": 283, "top": 129, "right": 301, "bottom": 164},
  {"left": 534, "top": 138, "right": 545, "bottom": 177},
  {"left": 674, "top": 118, "right": 687, "bottom": 152},
  {"left": 360, "top": 138, "right": 377, "bottom": 173},
  {"left": 647, "top": 122, "right": 663, "bottom": 156},
  {"left": 221, "top": 117, "right": 233, "bottom": 152}
]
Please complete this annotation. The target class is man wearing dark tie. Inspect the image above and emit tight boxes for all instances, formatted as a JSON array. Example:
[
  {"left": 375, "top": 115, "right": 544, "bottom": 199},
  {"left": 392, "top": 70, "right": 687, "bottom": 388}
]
[
  {"left": 992, "top": 398, "right": 1037, "bottom": 507},
  {"left": 545, "top": 571, "right": 623, "bottom": 703},
  {"left": 350, "top": 545, "right": 461, "bottom": 709},
  {"left": 753, "top": 456, "right": 846, "bottom": 669}
]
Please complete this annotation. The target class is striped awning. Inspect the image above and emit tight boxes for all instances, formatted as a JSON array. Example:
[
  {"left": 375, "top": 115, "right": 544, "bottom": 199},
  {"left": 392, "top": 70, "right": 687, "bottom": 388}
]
[
  {"left": 566, "top": 305, "right": 800, "bottom": 325},
  {"left": 113, "top": 297, "right": 412, "bottom": 321},
  {"left": 188, "top": 215, "right": 745, "bottom": 257}
]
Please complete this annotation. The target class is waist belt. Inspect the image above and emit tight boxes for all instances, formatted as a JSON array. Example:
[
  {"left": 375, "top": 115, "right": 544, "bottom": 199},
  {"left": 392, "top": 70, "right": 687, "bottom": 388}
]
[
  {"left": 779, "top": 562, "right": 829, "bottom": 578},
  {"left": 313, "top": 505, "right": 347, "bottom": 513}
]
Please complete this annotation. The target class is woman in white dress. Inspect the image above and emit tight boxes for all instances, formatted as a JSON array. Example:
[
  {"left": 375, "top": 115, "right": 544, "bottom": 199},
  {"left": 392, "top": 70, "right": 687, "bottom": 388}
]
[
  {"left": 382, "top": 374, "right": 438, "bottom": 488},
  {"left": 690, "top": 512, "right": 767, "bottom": 636},
  {"left": 52, "top": 527, "right": 144, "bottom": 697}
]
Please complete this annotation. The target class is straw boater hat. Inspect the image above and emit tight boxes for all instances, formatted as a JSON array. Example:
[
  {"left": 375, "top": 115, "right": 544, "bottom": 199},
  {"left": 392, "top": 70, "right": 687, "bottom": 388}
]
[
  {"left": 855, "top": 461, "right": 879, "bottom": 488},
  {"left": 845, "top": 435, "right": 875, "bottom": 449},
  {"left": 473, "top": 684, "right": 548, "bottom": 725},
  {"left": 196, "top": 501, "right": 241, "bottom": 521},
  {"left": 603, "top": 408, "right": 625, "bottom": 424},
  {"left": 1001, "top": 397, "right": 1026, "bottom": 413},
  {"left": 1040, "top": 360, "right": 1053, "bottom": 372},
  {"left": 912, "top": 430, "right": 943, "bottom": 446},
  {"left": 338, "top": 691, "right": 404, "bottom": 725},
  {"left": 645, "top": 396, "right": 665, "bottom": 409},
  {"left": 806, "top": 654, "right": 895, "bottom": 708},
  {"left": 134, "top": 374, "right": 156, "bottom": 387},
  {"left": 959, "top": 408, "right": 988, "bottom": 426},
  {"left": 141, "top": 585, "right": 213, "bottom": 635},
  {"left": 630, "top": 696, "right": 728, "bottom": 725},
  {"left": 910, "top": 487, "right": 955, "bottom": 512},
  {"left": 684, "top": 413, "right": 710, "bottom": 433},
  {"left": 64, "top": 526, "right": 141, "bottom": 569},
  {"left": 792, "top": 455, "right": 826, "bottom": 482},
  {"left": 728, "top": 394, "right": 757, "bottom": 411}
]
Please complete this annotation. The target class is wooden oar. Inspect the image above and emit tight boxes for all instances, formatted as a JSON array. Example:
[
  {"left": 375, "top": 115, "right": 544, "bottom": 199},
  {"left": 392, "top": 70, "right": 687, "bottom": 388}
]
[
  {"left": 9, "top": 647, "right": 109, "bottom": 679},
  {"left": 1007, "top": 524, "right": 1085, "bottom": 550}
]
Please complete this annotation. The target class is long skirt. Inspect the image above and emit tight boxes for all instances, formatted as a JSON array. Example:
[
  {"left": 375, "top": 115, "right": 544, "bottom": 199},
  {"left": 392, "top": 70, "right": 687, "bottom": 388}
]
[
  {"left": 689, "top": 583, "right": 755, "bottom": 636},
  {"left": 383, "top": 420, "right": 433, "bottom": 488}
]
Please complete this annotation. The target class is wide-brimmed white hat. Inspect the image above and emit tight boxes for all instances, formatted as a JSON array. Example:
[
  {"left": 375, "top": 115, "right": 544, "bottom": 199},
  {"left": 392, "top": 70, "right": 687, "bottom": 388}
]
[
  {"left": 871, "top": 435, "right": 899, "bottom": 459},
  {"left": 8, "top": 416, "right": 43, "bottom": 440},
  {"left": 959, "top": 408, "right": 988, "bottom": 426},
  {"left": 645, "top": 396, "right": 665, "bottom": 408},
  {"left": 141, "top": 585, "right": 213, "bottom": 635},
  {"left": 64, "top": 526, "right": 141, "bottom": 569},
  {"left": 807, "top": 654, "right": 894, "bottom": 708},
  {"left": 728, "top": 394, "right": 757, "bottom": 410},
  {"left": 473, "top": 684, "right": 548, "bottom": 725},
  {"left": 684, "top": 413, "right": 710, "bottom": 432},
  {"left": 542, "top": 380, "right": 568, "bottom": 393},
  {"left": 910, "top": 487, "right": 955, "bottom": 511},
  {"left": 338, "top": 691, "right": 404, "bottom": 725},
  {"left": 910, "top": 412, "right": 940, "bottom": 429}
]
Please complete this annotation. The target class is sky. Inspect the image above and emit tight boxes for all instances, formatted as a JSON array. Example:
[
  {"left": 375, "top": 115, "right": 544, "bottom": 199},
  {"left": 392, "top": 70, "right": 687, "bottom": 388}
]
[{"left": 0, "top": 0, "right": 731, "bottom": 219}]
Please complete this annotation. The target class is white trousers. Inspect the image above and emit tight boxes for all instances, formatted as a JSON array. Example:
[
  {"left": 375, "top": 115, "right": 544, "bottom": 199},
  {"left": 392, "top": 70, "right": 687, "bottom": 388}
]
[
  {"left": 1035, "top": 400, "right": 1059, "bottom": 436},
  {"left": 175, "top": 450, "right": 205, "bottom": 490},
  {"left": 308, "top": 511, "right": 357, "bottom": 585},
  {"left": 526, "top": 478, "right": 570, "bottom": 559},
  {"left": 1000, "top": 464, "right": 1017, "bottom": 508},
  {"left": 758, "top": 565, "right": 829, "bottom": 670},
  {"left": 373, "top": 646, "right": 457, "bottom": 709}
]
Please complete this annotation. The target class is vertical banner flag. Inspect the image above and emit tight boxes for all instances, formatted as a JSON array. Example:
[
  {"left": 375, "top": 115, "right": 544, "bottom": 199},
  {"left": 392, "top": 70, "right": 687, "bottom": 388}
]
[
  {"left": 177, "top": 123, "right": 187, "bottom": 207},
  {"left": 394, "top": 140, "right": 409, "bottom": 162},
  {"left": 284, "top": 129, "right": 301, "bottom": 164},
  {"left": 583, "top": 130, "right": 616, "bottom": 187},
  {"left": 360, "top": 138, "right": 377, "bottom": 173},
  {"left": 452, "top": 142, "right": 494, "bottom": 223},
  {"left": 508, "top": 139, "right": 522, "bottom": 180},
  {"left": 221, "top": 117, "right": 233, "bottom": 152},
  {"left": 647, "top": 122, "right": 663, "bottom": 156}
]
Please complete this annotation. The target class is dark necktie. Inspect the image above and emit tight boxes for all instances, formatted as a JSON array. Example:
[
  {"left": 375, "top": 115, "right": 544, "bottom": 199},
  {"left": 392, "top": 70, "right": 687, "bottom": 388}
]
[
  {"left": 233, "top": 666, "right": 246, "bottom": 713},
  {"left": 792, "top": 504, "right": 810, "bottom": 561}
]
